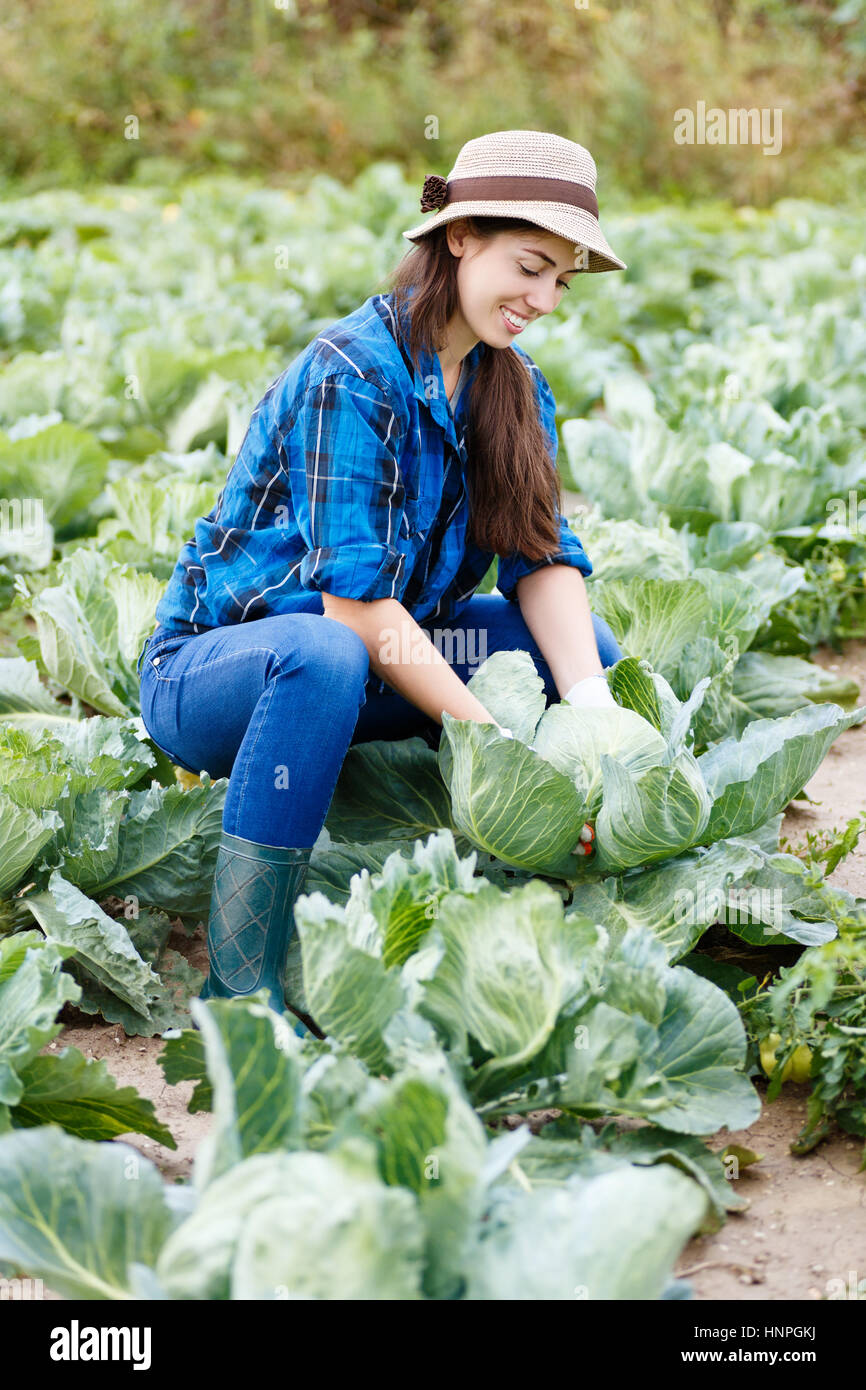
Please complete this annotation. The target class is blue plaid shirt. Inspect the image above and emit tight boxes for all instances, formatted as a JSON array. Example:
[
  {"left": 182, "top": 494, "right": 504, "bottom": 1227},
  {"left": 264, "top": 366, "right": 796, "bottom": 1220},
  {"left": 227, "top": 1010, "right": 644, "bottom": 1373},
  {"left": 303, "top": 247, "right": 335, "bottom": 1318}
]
[{"left": 151, "top": 289, "right": 593, "bottom": 640}]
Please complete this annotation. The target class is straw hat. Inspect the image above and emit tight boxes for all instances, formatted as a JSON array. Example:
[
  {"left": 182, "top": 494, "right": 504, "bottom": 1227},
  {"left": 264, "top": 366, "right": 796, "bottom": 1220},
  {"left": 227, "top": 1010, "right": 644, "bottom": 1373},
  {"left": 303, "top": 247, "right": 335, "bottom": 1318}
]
[{"left": 402, "top": 129, "right": 626, "bottom": 274}]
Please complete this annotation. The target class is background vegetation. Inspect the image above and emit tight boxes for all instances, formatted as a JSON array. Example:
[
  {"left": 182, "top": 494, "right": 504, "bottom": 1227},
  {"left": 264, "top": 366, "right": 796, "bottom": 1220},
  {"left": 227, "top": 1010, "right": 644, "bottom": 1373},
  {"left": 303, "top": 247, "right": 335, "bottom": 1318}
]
[{"left": 1, "top": 0, "right": 864, "bottom": 205}]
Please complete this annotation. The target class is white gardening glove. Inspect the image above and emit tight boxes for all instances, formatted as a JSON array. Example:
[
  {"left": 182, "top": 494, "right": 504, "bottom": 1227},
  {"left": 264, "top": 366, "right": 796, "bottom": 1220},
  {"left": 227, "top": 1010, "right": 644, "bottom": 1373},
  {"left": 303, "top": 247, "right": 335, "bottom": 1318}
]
[{"left": 563, "top": 673, "right": 618, "bottom": 710}]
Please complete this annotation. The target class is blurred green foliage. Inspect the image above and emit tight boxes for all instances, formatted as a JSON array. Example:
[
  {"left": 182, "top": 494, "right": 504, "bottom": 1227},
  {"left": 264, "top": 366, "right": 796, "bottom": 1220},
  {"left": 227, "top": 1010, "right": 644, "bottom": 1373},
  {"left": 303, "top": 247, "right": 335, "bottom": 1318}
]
[{"left": 0, "top": 0, "right": 863, "bottom": 203}]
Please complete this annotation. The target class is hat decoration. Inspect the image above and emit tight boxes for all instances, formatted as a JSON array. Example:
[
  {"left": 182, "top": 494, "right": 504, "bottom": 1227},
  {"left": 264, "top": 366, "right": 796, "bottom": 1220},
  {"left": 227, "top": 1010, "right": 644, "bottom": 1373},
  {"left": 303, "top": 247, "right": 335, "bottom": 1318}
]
[{"left": 420, "top": 174, "right": 449, "bottom": 213}]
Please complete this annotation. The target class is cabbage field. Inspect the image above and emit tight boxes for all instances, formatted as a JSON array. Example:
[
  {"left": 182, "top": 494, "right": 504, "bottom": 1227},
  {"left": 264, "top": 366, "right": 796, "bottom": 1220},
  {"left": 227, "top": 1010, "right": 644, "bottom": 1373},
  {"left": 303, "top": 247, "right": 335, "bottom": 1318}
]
[{"left": 0, "top": 169, "right": 865, "bottom": 1301}]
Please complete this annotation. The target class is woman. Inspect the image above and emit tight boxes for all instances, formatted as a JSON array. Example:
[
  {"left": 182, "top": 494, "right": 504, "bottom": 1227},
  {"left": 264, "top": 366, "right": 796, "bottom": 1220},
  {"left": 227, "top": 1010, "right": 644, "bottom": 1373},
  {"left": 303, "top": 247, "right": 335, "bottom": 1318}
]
[{"left": 137, "top": 129, "right": 627, "bottom": 1036}]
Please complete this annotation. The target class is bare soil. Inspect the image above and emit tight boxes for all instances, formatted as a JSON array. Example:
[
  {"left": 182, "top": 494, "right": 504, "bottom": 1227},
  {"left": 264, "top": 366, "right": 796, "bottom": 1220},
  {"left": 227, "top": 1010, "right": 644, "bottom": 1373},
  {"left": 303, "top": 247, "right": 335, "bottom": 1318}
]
[
  {"left": 38, "top": 640, "right": 866, "bottom": 1301},
  {"left": 677, "top": 637, "right": 866, "bottom": 1300}
]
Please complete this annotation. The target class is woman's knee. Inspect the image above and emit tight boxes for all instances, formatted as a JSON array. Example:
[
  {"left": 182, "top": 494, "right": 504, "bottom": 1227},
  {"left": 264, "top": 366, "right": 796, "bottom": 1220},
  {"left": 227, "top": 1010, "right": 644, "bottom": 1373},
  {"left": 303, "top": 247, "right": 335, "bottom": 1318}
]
[{"left": 266, "top": 612, "right": 370, "bottom": 691}]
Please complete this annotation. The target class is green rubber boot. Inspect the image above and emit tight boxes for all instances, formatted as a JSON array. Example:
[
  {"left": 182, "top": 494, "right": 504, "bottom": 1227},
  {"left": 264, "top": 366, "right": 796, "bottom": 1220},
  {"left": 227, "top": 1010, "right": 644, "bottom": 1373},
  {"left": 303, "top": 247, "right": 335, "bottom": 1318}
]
[{"left": 196, "top": 829, "right": 318, "bottom": 1037}]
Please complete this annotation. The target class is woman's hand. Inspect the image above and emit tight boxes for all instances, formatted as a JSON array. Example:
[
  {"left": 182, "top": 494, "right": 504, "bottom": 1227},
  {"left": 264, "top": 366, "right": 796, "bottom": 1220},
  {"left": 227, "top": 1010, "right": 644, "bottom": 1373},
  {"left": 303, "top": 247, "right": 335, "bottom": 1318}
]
[{"left": 572, "top": 823, "right": 595, "bottom": 858}]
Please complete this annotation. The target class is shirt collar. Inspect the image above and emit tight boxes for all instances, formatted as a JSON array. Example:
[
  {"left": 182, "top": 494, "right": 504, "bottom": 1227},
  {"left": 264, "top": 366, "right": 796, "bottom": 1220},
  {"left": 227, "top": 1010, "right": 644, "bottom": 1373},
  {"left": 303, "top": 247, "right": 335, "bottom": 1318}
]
[{"left": 375, "top": 289, "right": 485, "bottom": 447}]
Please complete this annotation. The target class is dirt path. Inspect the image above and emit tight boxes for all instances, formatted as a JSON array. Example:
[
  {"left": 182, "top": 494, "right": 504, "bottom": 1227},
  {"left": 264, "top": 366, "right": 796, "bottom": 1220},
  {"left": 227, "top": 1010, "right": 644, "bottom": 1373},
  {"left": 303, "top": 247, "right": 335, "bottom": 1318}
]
[
  {"left": 677, "top": 1090, "right": 865, "bottom": 1300},
  {"left": 39, "top": 640, "right": 866, "bottom": 1301},
  {"left": 675, "top": 637, "right": 866, "bottom": 1299}
]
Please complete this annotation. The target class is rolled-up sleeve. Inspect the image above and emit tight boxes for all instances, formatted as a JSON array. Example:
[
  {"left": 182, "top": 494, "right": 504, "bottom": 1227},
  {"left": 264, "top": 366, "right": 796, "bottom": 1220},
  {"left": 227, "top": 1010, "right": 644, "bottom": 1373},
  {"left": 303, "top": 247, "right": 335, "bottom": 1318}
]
[
  {"left": 496, "top": 366, "right": 593, "bottom": 602},
  {"left": 292, "top": 373, "right": 409, "bottom": 602}
]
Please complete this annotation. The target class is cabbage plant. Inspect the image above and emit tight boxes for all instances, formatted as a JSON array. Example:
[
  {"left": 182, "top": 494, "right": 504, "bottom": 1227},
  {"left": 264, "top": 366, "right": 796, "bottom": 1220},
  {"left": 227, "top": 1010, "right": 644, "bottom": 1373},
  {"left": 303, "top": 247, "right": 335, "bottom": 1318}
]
[{"left": 435, "top": 650, "right": 865, "bottom": 881}]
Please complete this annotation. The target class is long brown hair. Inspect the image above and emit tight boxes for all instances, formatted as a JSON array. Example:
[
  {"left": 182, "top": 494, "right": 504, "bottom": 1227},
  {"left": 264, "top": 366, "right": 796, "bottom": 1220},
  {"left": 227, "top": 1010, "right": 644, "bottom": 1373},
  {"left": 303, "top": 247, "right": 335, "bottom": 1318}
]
[{"left": 384, "top": 218, "right": 563, "bottom": 561}]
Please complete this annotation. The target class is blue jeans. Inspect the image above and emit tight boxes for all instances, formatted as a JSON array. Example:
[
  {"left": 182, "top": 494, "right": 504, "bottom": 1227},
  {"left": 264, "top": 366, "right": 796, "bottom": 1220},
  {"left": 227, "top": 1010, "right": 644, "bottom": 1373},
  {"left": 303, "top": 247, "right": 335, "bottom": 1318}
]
[{"left": 138, "top": 595, "right": 623, "bottom": 849}]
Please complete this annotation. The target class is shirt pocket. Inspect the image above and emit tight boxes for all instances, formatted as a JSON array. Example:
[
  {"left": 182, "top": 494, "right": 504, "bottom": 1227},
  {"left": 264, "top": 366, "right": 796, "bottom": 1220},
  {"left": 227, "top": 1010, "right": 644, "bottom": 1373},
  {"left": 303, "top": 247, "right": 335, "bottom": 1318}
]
[{"left": 400, "top": 454, "right": 446, "bottom": 539}]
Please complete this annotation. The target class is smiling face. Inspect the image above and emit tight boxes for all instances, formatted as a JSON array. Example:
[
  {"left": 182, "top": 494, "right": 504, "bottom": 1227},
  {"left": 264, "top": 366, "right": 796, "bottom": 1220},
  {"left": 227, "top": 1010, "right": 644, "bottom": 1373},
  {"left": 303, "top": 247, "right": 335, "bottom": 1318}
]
[{"left": 442, "top": 220, "right": 581, "bottom": 358}]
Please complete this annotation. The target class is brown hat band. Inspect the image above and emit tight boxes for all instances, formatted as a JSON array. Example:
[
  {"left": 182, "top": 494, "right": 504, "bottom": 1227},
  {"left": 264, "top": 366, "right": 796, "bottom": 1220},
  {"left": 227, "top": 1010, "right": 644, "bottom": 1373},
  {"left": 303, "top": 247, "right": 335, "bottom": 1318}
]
[{"left": 421, "top": 173, "right": 600, "bottom": 219}]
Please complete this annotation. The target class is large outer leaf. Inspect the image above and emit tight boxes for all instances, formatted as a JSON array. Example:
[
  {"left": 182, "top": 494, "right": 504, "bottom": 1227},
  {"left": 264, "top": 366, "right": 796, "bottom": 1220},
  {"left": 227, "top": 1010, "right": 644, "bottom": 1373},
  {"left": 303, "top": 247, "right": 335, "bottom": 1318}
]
[
  {"left": 230, "top": 1147, "right": 425, "bottom": 1300},
  {"left": 524, "top": 999, "right": 668, "bottom": 1123},
  {"left": 11, "top": 1047, "right": 175, "bottom": 1146},
  {"left": 698, "top": 702, "right": 866, "bottom": 841},
  {"left": 731, "top": 650, "right": 860, "bottom": 730},
  {"left": 0, "top": 656, "right": 78, "bottom": 729},
  {"left": 157, "top": 1029, "right": 212, "bottom": 1113},
  {"left": 439, "top": 715, "right": 589, "bottom": 877},
  {"left": 591, "top": 577, "right": 712, "bottom": 678},
  {"left": 0, "top": 791, "right": 61, "bottom": 896},
  {"left": 650, "top": 967, "right": 761, "bottom": 1134},
  {"left": 465, "top": 1164, "right": 707, "bottom": 1300},
  {"left": 157, "top": 1153, "right": 309, "bottom": 1299},
  {"left": 463, "top": 649, "right": 547, "bottom": 745},
  {"left": 326, "top": 738, "right": 458, "bottom": 844},
  {"left": 21, "top": 871, "right": 161, "bottom": 1017},
  {"left": 22, "top": 551, "right": 163, "bottom": 716},
  {"left": 0, "top": 1127, "right": 174, "bottom": 1299},
  {"left": 492, "top": 929, "right": 760, "bottom": 1135},
  {"left": 604, "top": 1127, "right": 749, "bottom": 1220},
  {"left": 568, "top": 836, "right": 765, "bottom": 961},
  {"left": 294, "top": 891, "right": 407, "bottom": 1072},
  {"left": 0, "top": 933, "right": 79, "bottom": 1113},
  {"left": 72, "top": 945, "right": 205, "bottom": 1037},
  {"left": 191, "top": 996, "right": 304, "bottom": 1192},
  {"left": 157, "top": 1146, "right": 425, "bottom": 1301},
  {"left": 0, "top": 423, "right": 108, "bottom": 533},
  {"left": 306, "top": 835, "right": 415, "bottom": 906},
  {"left": 91, "top": 775, "right": 226, "bottom": 917},
  {"left": 28, "top": 582, "right": 129, "bottom": 716},
  {"left": 594, "top": 749, "right": 712, "bottom": 872},
  {"left": 516, "top": 1124, "right": 747, "bottom": 1226},
  {"left": 720, "top": 847, "right": 846, "bottom": 947}
]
